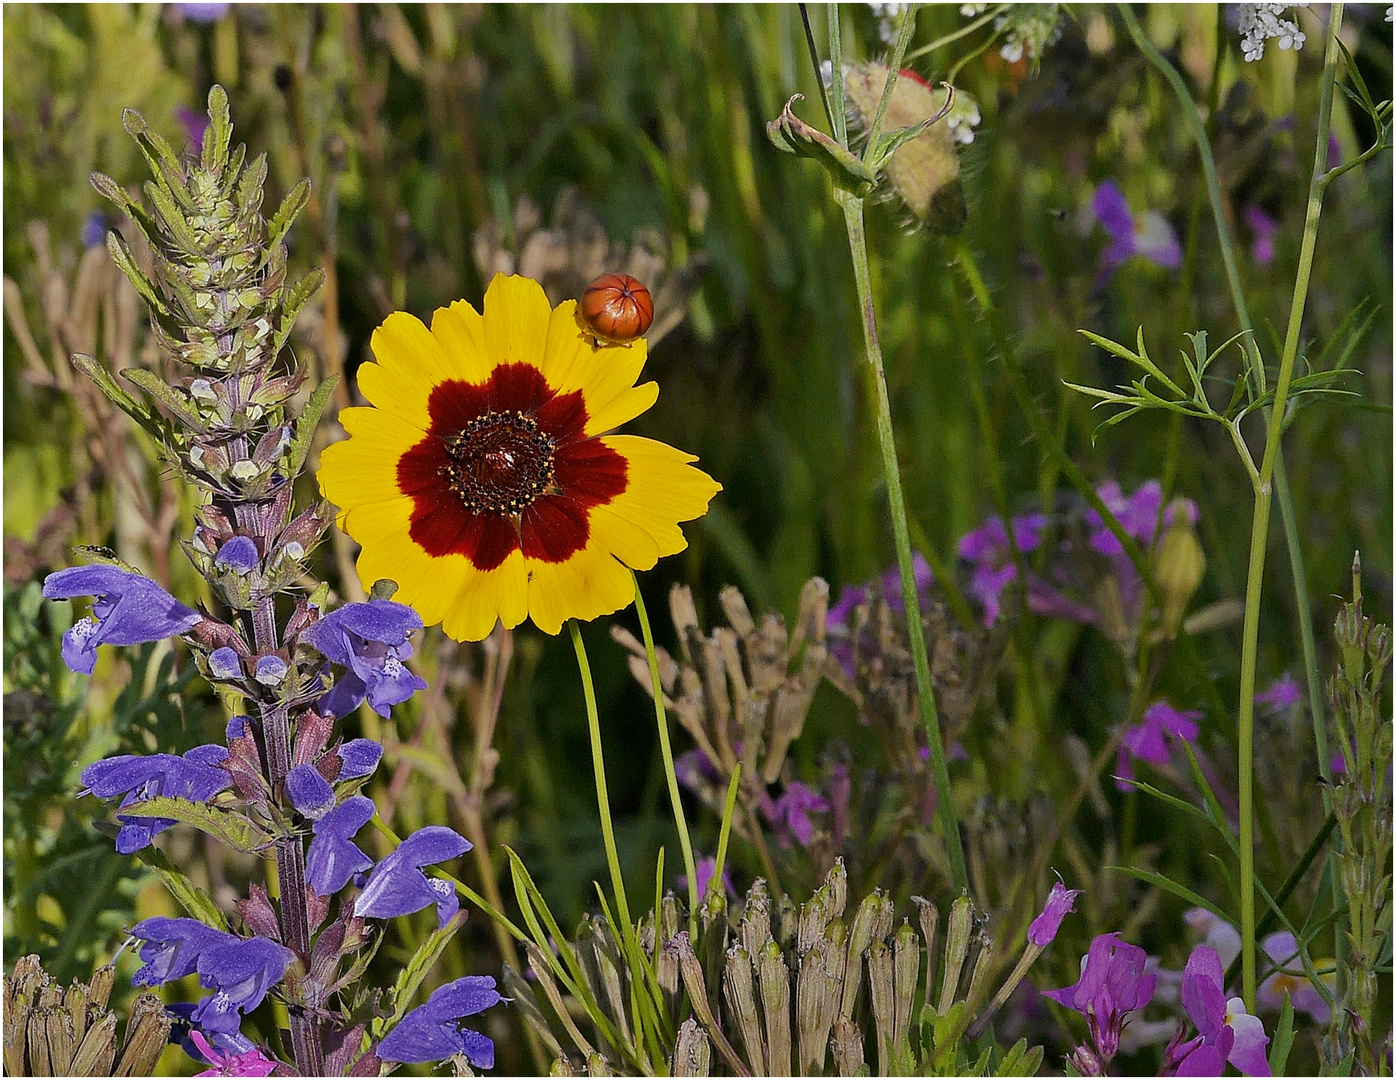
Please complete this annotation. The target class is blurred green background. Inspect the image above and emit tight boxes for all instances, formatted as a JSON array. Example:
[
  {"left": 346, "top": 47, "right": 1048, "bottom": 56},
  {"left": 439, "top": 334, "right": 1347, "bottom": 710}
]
[{"left": 4, "top": 4, "right": 1390, "bottom": 1073}]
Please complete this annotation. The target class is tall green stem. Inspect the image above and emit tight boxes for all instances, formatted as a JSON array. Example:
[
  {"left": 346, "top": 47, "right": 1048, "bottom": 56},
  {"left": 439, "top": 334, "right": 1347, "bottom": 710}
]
[
  {"left": 839, "top": 192, "right": 967, "bottom": 890},
  {"left": 570, "top": 620, "right": 635, "bottom": 940},
  {"left": 632, "top": 572, "right": 700, "bottom": 938}
]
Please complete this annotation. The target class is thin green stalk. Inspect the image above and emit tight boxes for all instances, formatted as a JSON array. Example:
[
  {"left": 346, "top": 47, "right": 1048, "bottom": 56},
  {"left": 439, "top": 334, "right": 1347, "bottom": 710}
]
[
  {"left": 712, "top": 765, "right": 742, "bottom": 897},
  {"left": 863, "top": 4, "right": 919, "bottom": 163},
  {"left": 839, "top": 192, "right": 967, "bottom": 890},
  {"left": 904, "top": 4, "right": 1009, "bottom": 63},
  {"left": 632, "top": 571, "right": 700, "bottom": 939},
  {"left": 569, "top": 620, "right": 636, "bottom": 944},
  {"left": 827, "top": 3, "right": 847, "bottom": 146}
]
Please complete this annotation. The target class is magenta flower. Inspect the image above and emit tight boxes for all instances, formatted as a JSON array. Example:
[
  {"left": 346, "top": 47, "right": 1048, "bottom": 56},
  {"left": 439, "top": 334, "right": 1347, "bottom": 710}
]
[
  {"left": 1086, "top": 480, "right": 1196, "bottom": 557},
  {"left": 43, "top": 565, "right": 203, "bottom": 675},
  {"left": 760, "top": 781, "right": 830, "bottom": 847},
  {"left": 189, "top": 1030, "right": 279, "bottom": 1077},
  {"left": 1255, "top": 674, "right": 1302, "bottom": 713},
  {"left": 1116, "top": 701, "right": 1202, "bottom": 791},
  {"left": 681, "top": 855, "right": 736, "bottom": 900},
  {"left": 1244, "top": 206, "right": 1279, "bottom": 266},
  {"left": 302, "top": 600, "right": 428, "bottom": 718},
  {"left": 82, "top": 746, "right": 231, "bottom": 853},
  {"left": 354, "top": 826, "right": 470, "bottom": 927},
  {"left": 827, "top": 552, "right": 936, "bottom": 677},
  {"left": 1092, "top": 180, "right": 1182, "bottom": 272},
  {"left": 1164, "top": 946, "right": 1270, "bottom": 1076},
  {"left": 377, "top": 976, "right": 502, "bottom": 1067},
  {"left": 1028, "top": 880, "right": 1081, "bottom": 947},
  {"left": 1046, "top": 932, "right": 1156, "bottom": 1073},
  {"left": 1257, "top": 932, "right": 1332, "bottom": 1024}
]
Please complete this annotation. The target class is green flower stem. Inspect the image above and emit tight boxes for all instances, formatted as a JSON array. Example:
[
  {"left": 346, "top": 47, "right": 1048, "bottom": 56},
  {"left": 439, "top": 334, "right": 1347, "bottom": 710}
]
[
  {"left": 904, "top": 4, "right": 1009, "bottom": 64},
  {"left": 569, "top": 619, "right": 637, "bottom": 947},
  {"left": 712, "top": 765, "right": 742, "bottom": 898},
  {"left": 631, "top": 571, "right": 700, "bottom": 938},
  {"left": 839, "top": 192, "right": 968, "bottom": 891},
  {"left": 863, "top": 4, "right": 919, "bottom": 165}
]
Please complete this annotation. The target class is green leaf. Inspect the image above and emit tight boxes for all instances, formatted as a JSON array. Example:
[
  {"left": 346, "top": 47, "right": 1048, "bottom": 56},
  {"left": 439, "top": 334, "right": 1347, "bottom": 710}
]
[
  {"left": 371, "top": 910, "right": 468, "bottom": 1038},
  {"left": 201, "top": 85, "right": 233, "bottom": 179},
  {"left": 71, "top": 354, "right": 170, "bottom": 443},
  {"left": 287, "top": 375, "right": 338, "bottom": 479},
  {"left": 766, "top": 94, "right": 878, "bottom": 196},
  {"left": 1268, "top": 991, "right": 1295, "bottom": 1076},
  {"left": 131, "top": 845, "right": 229, "bottom": 931},
  {"left": 266, "top": 178, "right": 312, "bottom": 256},
  {"left": 104, "top": 232, "right": 172, "bottom": 319},
  {"left": 273, "top": 267, "right": 327, "bottom": 357},
  {"left": 120, "top": 369, "right": 208, "bottom": 432},
  {"left": 119, "top": 796, "right": 272, "bottom": 854},
  {"left": 1115, "top": 777, "right": 1213, "bottom": 826},
  {"left": 1105, "top": 866, "right": 1229, "bottom": 922},
  {"left": 143, "top": 179, "right": 203, "bottom": 255}
]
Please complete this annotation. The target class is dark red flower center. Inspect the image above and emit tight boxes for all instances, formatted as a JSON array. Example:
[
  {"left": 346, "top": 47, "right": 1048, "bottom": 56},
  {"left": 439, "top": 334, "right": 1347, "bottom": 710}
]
[
  {"left": 396, "top": 363, "right": 628, "bottom": 572},
  {"left": 442, "top": 411, "right": 556, "bottom": 515}
]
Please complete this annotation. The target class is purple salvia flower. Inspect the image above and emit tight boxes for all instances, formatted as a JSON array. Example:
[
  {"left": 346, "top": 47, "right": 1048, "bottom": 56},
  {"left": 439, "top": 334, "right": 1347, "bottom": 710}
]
[
  {"left": 253, "top": 655, "right": 287, "bottom": 687},
  {"left": 81, "top": 211, "right": 109, "bottom": 249},
  {"left": 674, "top": 747, "right": 721, "bottom": 792},
  {"left": 306, "top": 795, "right": 375, "bottom": 896},
  {"left": 209, "top": 647, "right": 242, "bottom": 680},
  {"left": 1028, "top": 880, "right": 1081, "bottom": 947},
  {"left": 1168, "top": 945, "right": 1271, "bottom": 1076},
  {"left": 1257, "top": 932, "right": 1332, "bottom": 1024},
  {"left": 354, "top": 826, "right": 470, "bottom": 928},
  {"left": 760, "top": 781, "right": 830, "bottom": 847},
  {"left": 131, "top": 917, "right": 235, "bottom": 987},
  {"left": 1116, "top": 701, "right": 1201, "bottom": 790},
  {"left": 43, "top": 565, "right": 202, "bottom": 675},
  {"left": 337, "top": 738, "right": 383, "bottom": 780},
  {"left": 1255, "top": 674, "right": 1302, "bottom": 713},
  {"left": 177, "top": 2, "right": 231, "bottom": 22},
  {"left": 225, "top": 715, "right": 255, "bottom": 740},
  {"left": 285, "top": 763, "right": 335, "bottom": 820},
  {"left": 214, "top": 536, "right": 259, "bottom": 573},
  {"left": 302, "top": 600, "right": 428, "bottom": 718},
  {"left": 1092, "top": 180, "right": 1182, "bottom": 272},
  {"left": 377, "top": 976, "right": 502, "bottom": 1067},
  {"left": 1046, "top": 932, "right": 1156, "bottom": 1069},
  {"left": 188, "top": 1030, "right": 279, "bottom": 1078},
  {"left": 191, "top": 936, "right": 294, "bottom": 1036},
  {"left": 82, "top": 746, "right": 231, "bottom": 853}
]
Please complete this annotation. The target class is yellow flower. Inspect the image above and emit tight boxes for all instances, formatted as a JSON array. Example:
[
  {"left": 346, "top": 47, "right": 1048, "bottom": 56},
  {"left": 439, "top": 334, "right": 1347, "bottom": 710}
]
[{"left": 318, "top": 274, "right": 721, "bottom": 641}]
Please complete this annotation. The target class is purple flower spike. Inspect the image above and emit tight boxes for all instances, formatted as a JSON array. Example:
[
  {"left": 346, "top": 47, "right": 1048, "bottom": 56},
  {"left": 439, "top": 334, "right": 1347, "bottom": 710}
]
[
  {"left": 209, "top": 647, "right": 242, "bottom": 680},
  {"left": 306, "top": 795, "right": 376, "bottom": 896},
  {"left": 286, "top": 763, "right": 335, "bottom": 819},
  {"left": 1169, "top": 945, "right": 1271, "bottom": 1076},
  {"left": 377, "top": 976, "right": 502, "bottom": 1067},
  {"left": 1047, "top": 932, "right": 1155, "bottom": 1068},
  {"left": 302, "top": 600, "right": 428, "bottom": 718},
  {"left": 354, "top": 826, "right": 470, "bottom": 928},
  {"left": 337, "top": 738, "right": 384, "bottom": 780},
  {"left": 43, "top": 565, "right": 202, "bottom": 675},
  {"left": 191, "top": 936, "right": 294, "bottom": 1036},
  {"left": 82, "top": 746, "right": 231, "bottom": 853},
  {"left": 214, "top": 536, "right": 259, "bottom": 574},
  {"left": 760, "top": 781, "right": 830, "bottom": 848},
  {"left": 1028, "top": 880, "right": 1081, "bottom": 947},
  {"left": 132, "top": 917, "right": 236, "bottom": 987}
]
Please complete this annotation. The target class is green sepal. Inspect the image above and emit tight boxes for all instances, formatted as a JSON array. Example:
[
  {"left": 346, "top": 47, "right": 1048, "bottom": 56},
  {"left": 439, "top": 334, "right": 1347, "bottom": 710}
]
[
  {"left": 89, "top": 171, "right": 157, "bottom": 236},
  {"left": 104, "top": 231, "right": 172, "bottom": 319},
  {"left": 767, "top": 94, "right": 877, "bottom": 196},
  {"left": 120, "top": 368, "right": 209, "bottom": 432},
  {"left": 131, "top": 845, "right": 230, "bottom": 931},
  {"left": 286, "top": 373, "right": 338, "bottom": 477},
  {"left": 273, "top": 268, "right": 327, "bottom": 357},
  {"left": 266, "top": 179, "right": 312, "bottom": 258},
  {"left": 143, "top": 179, "right": 204, "bottom": 256},
  {"left": 370, "top": 909, "right": 469, "bottom": 1038},
  {"left": 71, "top": 353, "right": 172, "bottom": 443},
  {"left": 119, "top": 796, "right": 272, "bottom": 855},
  {"left": 238, "top": 154, "right": 270, "bottom": 222},
  {"left": 1268, "top": 992, "right": 1295, "bottom": 1076}
]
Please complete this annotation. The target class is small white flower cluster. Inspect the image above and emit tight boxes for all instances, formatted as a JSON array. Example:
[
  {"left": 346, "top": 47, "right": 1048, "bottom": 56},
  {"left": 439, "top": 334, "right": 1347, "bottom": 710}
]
[
  {"left": 959, "top": 3, "right": 989, "bottom": 16},
  {"left": 868, "top": 2, "right": 908, "bottom": 46},
  {"left": 1237, "top": 3, "right": 1308, "bottom": 62},
  {"left": 993, "top": 4, "right": 1063, "bottom": 64},
  {"left": 946, "top": 90, "right": 982, "bottom": 145}
]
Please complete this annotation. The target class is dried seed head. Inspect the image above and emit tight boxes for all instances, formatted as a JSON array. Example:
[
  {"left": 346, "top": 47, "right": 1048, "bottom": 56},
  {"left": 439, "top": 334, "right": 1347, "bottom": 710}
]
[
  {"left": 672, "top": 1018, "right": 713, "bottom": 1077},
  {"left": 938, "top": 894, "right": 976, "bottom": 1015},
  {"left": 756, "top": 940, "right": 792, "bottom": 1076},
  {"left": 741, "top": 878, "right": 772, "bottom": 958},
  {"left": 723, "top": 945, "right": 766, "bottom": 1076},
  {"left": 892, "top": 921, "right": 920, "bottom": 1049},
  {"left": 831, "top": 1014, "right": 866, "bottom": 1077},
  {"left": 114, "top": 993, "right": 170, "bottom": 1077}
]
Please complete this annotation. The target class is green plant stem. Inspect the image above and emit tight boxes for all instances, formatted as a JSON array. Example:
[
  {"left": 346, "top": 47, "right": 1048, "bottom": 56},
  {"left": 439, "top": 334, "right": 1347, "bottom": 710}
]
[
  {"left": 839, "top": 192, "right": 967, "bottom": 890},
  {"left": 569, "top": 620, "right": 636, "bottom": 940},
  {"left": 712, "top": 765, "right": 742, "bottom": 897},
  {"left": 632, "top": 571, "right": 700, "bottom": 938},
  {"left": 864, "top": 4, "right": 919, "bottom": 162},
  {"left": 904, "top": 4, "right": 1009, "bottom": 64}
]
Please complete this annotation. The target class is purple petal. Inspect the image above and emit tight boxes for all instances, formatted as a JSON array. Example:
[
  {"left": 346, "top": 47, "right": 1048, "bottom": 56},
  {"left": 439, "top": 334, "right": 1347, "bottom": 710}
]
[
  {"left": 214, "top": 536, "right": 259, "bottom": 574},
  {"left": 131, "top": 917, "right": 235, "bottom": 986},
  {"left": 1224, "top": 1003, "right": 1271, "bottom": 1076},
  {"left": 1255, "top": 674, "right": 1301, "bottom": 712},
  {"left": 286, "top": 764, "right": 335, "bottom": 820},
  {"left": 307, "top": 797, "right": 375, "bottom": 896},
  {"left": 353, "top": 827, "right": 470, "bottom": 925},
  {"left": 1182, "top": 946, "right": 1228, "bottom": 1037},
  {"left": 1134, "top": 211, "right": 1183, "bottom": 268},
  {"left": 1092, "top": 180, "right": 1134, "bottom": 239},
  {"left": 1176, "top": 1042, "right": 1228, "bottom": 1077},
  {"left": 337, "top": 739, "right": 383, "bottom": 779},
  {"left": 178, "top": 3, "right": 231, "bottom": 22},
  {"left": 1028, "top": 881, "right": 1080, "bottom": 947},
  {"left": 254, "top": 655, "right": 287, "bottom": 686},
  {"left": 209, "top": 647, "right": 243, "bottom": 680},
  {"left": 377, "top": 977, "right": 501, "bottom": 1065},
  {"left": 303, "top": 600, "right": 424, "bottom": 663},
  {"left": 44, "top": 566, "right": 201, "bottom": 673}
]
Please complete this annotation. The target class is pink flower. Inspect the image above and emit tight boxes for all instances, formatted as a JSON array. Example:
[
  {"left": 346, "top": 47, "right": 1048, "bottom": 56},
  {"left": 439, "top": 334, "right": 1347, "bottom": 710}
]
[
  {"left": 189, "top": 1030, "right": 279, "bottom": 1077},
  {"left": 1116, "top": 701, "right": 1201, "bottom": 790},
  {"left": 1257, "top": 932, "right": 1332, "bottom": 1024},
  {"left": 1046, "top": 932, "right": 1156, "bottom": 1071},
  {"left": 1028, "top": 880, "right": 1081, "bottom": 948},
  {"left": 1255, "top": 674, "right": 1302, "bottom": 713},
  {"left": 1165, "top": 946, "right": 1270, "bottom": 1076}
]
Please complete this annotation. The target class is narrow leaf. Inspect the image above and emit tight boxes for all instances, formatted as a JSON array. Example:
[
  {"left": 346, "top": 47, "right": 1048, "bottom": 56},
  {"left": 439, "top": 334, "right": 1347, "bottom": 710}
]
[
  {"left": 266, "top": 178, "right": 312, "bottom": 255},
  {"left": 272, "top": 267, "right": 327, "bottom": 357},
  {"left": 1105, "top": 866, "right": 1229, "bottom": 921},
  {"left": 71, "top": 354, "right": 169, "bottom": 443},
  {"left": 119, "top": 797, "right": 271, "bottom": 854},
  {"left": 286, "top": 374, "right": 338, "bottom": 477},
  {"left": 131, "top": 846, "right": 229, "bottom": 931},
  {"left": 105, "top": 232, "right": 172, "bottom": 319},
  {"left": 1268, "top": 991, "right": 1295, "bottom": 1076},
  {"left": 120, "top": 368, "right": 208, "bottom": 431}
]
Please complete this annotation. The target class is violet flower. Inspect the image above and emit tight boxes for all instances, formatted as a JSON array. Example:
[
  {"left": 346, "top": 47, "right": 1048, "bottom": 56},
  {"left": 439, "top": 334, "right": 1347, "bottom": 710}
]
[
  {"left": 760, "top": 781, "right": 830, "bottom": 847},
  {"left": 177, "top": 105, "right": 212, "bottom": 154},
  {"left": 286, "top": 763, "right": 335, "bottom": 820},
  {"left": 1245, "top": 205, "right": 1279, "bottom": 266},
  {"left": 1092, "top": 180, "right": 1182, "bottom": 273},
  {"left": 338, "top": 737, "right": 384, "bottom": 779},
  {"left": 1255, "top": 674, "right": 1302, "bottom": 713},
  {"left": 191, "top": 935, "right": 295, "bottom": 1036},
  {"left": 178, "top": 2, "right": 231, "bottom": 22},
  {"left": 827, "top": 552, "right": 936, "bottom": 677},
  {"left": 82, "top": 746, "right": 231, "bottom": 853},
  {"left": 1164, "top": 946, "right": 1271, "bottom": 1076},
  {"left": 377, "top": 975, "right": 502, "bottom": 1067},
  {"left": 1046, "top": 932, "right": 1156, "bottom": 1073},
  {"left": 1028, "top": 880, "right": 1081, "bottom": 947},
  {"left": 214, "top": 536, "right": 259, "bottom": 573},
  {"left": 208, "top": 647, "right": 243, "bottom": 680},
  {"left": 680, "top": 855, "right": 735, "bottom": 900},
  {"left": 301, "top": 600, "right": 428, "bottom": 718},
  {"left": 956, "top": 511, "right": 1095, "bottom": 627},
  {"left": 306, "top": 795, "right": 375, "bottom": 896},
  {"left": 1116, "top": 701, "right": 1202, "bottom": 791},
  {"left": 43, "top": 565, "right": 203, "bottom": 676},
  {"left": 188, "top": 1030, "right": 279, "bottom": 1078},
  {"left": 81, "top": 211, "right": 109, "bottom": 249},
  {"left": 354, "top": 826, "right": 470, "bottom": 928},
  {"left": 132, "top": 917, "right": 235, "bottom": 987},
  {"left": 1256, "top": 932, "right": 1332, "bottom": 1023}
]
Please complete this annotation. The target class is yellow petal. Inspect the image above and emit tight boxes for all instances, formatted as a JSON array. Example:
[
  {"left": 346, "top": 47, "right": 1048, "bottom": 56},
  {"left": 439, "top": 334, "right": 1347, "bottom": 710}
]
[
  {"left": 482, "top": 274, "right": 552, "bottom": 370},
  {"left": 601, "top": 435, "right": 722, "bottom": 555},
  {"left": 542, "top": 300, "right": 657, "bottom": 433},
  {"left": 525, "top": 543, "right": 633, "bottom": 636},
  {"left": 359, "top": 312, "right": 455, "bottom": 428},
  {"left": 441, "top": 550, "right": 529, "bottom": 641},
  {"left": 430, "top": 300, "right": 495, "bottom": 383},
  {"left": 317, "top": 410, "right": 424, "bottom": 510}
]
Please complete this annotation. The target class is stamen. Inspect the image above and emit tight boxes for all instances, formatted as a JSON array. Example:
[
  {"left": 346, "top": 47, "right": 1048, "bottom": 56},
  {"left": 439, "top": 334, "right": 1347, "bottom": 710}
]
[{"left": 441, "top": 411, "right": 556, "bottom": 515}]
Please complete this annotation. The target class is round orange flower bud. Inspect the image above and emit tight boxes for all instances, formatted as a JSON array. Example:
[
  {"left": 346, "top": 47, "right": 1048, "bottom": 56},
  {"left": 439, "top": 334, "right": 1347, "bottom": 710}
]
[{"left": 578, "top": 274, "right": 654, "bottom": 344}]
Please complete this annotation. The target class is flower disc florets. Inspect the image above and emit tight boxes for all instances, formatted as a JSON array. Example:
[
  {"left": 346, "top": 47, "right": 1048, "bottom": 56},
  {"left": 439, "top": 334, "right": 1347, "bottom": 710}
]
[{"left": 442, "top": 410, "right": 557, "bottom": 515}]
